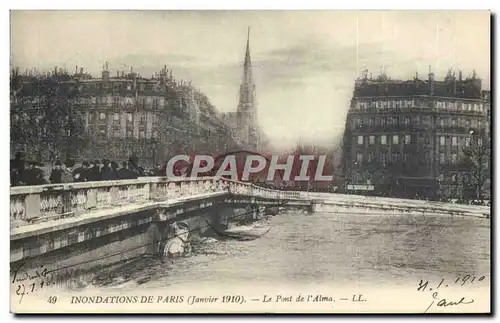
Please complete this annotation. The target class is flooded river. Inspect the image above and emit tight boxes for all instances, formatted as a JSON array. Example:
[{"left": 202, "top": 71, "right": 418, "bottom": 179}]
[{"left": 87, "top": 211, "right": 490, "bottom": 292}]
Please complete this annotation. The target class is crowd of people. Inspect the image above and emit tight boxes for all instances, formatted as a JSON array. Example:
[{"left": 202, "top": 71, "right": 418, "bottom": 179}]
[
  {"left": 10, "top": 152, "right": 167, "bottom": 187},
  {"left": 10, "top": 152, "right": 339, "bottom": 191}
]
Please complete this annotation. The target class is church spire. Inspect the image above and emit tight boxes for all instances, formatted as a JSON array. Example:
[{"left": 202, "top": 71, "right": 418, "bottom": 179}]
[
  {"left": 245, "top": 27, "right": 251, "bottom": 67},
  {"left": 243, "top": 26, "right": 252, "bottom": 86},
  {"left": 239, "top": 26, "right": 255, "bottom": 108}
]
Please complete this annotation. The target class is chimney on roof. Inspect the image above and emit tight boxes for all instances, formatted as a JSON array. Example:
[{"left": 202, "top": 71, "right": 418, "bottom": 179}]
[
  {"left": 445, "top": 68, "right": 452, "bottom": 82},
  {"left": 75, "top": 66, "right": 78, "bottom": 75},
  {"left": 428, "top": 65, "right": 435, "bottom": 96},
  {"left": 102, "top": 69, "right": 110, "bottom": 82},
  {"left": 459, "top": 70, "right": 463, "bottom": 81},
  {"left": 80, "top": 67, "right": 84, "bottom": 75}
]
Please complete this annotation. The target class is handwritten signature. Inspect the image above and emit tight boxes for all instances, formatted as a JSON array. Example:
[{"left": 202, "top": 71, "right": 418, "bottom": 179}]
[
  {"left": 11, "top": 262, "right": 53, "bottom": 304},
  {"left": 424, "top": 291, "right": 475, "bottom": 313}
]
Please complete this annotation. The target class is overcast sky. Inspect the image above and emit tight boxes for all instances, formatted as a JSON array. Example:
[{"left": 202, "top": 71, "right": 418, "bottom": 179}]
[{"left": 11, "top": 10, "right": 491, "bottom": 150}]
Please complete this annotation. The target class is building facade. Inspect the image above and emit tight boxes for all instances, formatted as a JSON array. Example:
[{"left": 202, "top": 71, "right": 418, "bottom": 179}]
[
  {"left": 342, "top": 68, "right": 491, "bottom": 200},
  {"left": 10, "top": 64, "right": 241, "bottom": 167}
]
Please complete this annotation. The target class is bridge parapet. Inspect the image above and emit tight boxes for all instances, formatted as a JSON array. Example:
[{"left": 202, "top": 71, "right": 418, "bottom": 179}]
[{"left": 10, "top": 177, "right": 303, "bottom": 229}]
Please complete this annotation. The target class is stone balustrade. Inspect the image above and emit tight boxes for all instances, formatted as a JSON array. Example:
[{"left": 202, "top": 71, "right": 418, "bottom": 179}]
[
  {"left": 10, "top": 177, "right": 304, "bottom": 228},
  {"left": 304, "top": 192, "right": 490, "bottom": 218}
]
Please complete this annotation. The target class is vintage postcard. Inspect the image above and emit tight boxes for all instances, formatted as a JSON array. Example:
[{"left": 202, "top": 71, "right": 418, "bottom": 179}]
[{"left": 10, "top": 10, "right": 491, "bottom": 314}]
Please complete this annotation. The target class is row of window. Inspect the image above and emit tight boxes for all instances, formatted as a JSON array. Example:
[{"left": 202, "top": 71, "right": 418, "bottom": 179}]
[
  {"left": 354, "top": 99, "right": 414, "bottom": 110},
  {"left": 353, "top": 99, "right": 486, "bottom": 112},
  {"left": 350, "top": 115, "right": 486, "bottom": 129},
  {"left": 96, "top": 128, "right": 159, "bottom": 139},
  {"left": 356, "top": 134, "right": 482, "bottom": 149},
  {"left": 437, "top": 117, "right": 486, "bottom": 129},
  {"left": 350, "top": 171, "right": 467, "bottom": 185},
  {"left": 357, "top": 134, "right": 411, "bottom": 146},
  {"left": 93, "top": 146, "right": 156, "bottom": 158},
  {"left": 355, "top": 151, "right": 463, "bottom": 168},
  {"left": 439, "top": 135, "right": 483, "bottom": 147},
  {"left": 93, "top": 112, "right": 160, "bottom": 125},
  {"left": 79, "top": 81, "right": 164, "bottom": 93},
  {"left": 355, "top": 151, "right": 413, "bottom": 167},
  {"left": 435, "top": 101, "right": 485, "bottom": 112},
  {"left": 76, "top": 96, "right": 165, "bottom": 106},
  {"left": 439, "top": 152, "right": 458, "bottom": 164},
  {"left": 355, "top": 150, "right": 464, "bottom": 168},
  {"left": 438, "top": 172, "right": 474, "bottom": 184}
]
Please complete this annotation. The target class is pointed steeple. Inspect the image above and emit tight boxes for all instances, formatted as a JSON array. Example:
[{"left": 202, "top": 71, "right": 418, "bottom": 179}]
[
  {"left": 239, "top": 26, "right": 255, "bottom": 109},
  {"left": 243, "top": 26, "right": 253, "bottom": 87},
  {"left": 245, "top": 27, "right": 251, "bottom": 68},
  {"left": 236, "top": 27, "right": 258, "bottom": 149}
]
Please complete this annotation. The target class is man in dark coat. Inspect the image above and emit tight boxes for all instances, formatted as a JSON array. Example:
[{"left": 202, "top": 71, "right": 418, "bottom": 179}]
[
  {"left": 110, "top": 161, "right": 119, "bottom": 178},
  {"left": 100, "top": 159, "right": 116, "bottom": 181},
  {"left": 117, "top": 161, "right": 132, "bottom": 179},
  {"left": 155, "top": 162, "right": 167, "bottom": 177},
  {"left": 23, "top": 160, "right": 47, "bottom": 186},
  {"left": 10, "top": 152, "right": 26, "bottom": 186},
  {"left": 14, "top": 151, "right": 25, "bottom": 171},
  {"left": 10, "top": 160, "right": 24, "bottom": 186},
  {"left": 49, "top": 160, "right": 64, "bottom": 184},
  {"left": 87, "top": 160, "right": 101, "bottom": 182},
  {"left": 127, "top": 160, "right": 139, "bottom": 179},
  {"left": 73, "top": 161, "right": 90, "bottom": 182},
  {"left": 61, "top": 159, "right": 75, "bottom": 183}
]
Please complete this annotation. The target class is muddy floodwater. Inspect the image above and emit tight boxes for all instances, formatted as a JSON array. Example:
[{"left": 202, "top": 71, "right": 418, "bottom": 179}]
[{"left": 81, "top": 212, "right": 490, "bottom": 291}]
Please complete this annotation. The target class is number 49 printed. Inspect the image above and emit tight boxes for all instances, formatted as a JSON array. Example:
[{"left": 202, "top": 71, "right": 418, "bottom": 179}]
[{"left": 47, "top": 296, "right": 57, "bottom": 304}]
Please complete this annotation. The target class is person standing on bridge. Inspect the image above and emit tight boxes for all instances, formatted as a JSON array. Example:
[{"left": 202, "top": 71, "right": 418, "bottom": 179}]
[
  {"left": 87, "top": 160, "right": 101, "bottom": 182},
  {"left": 23, "top": 158, "right": 46, "bottom": 186},
  {"left": 100, "top": 159, "right": 116, "bottom": 181},
  {"left": 110, "top": 161, "right": 119, "bottom": 178},
  {"left": 117, "top": 161, "right": 132, "bottom": 179},
  {"left": 127, "top": 155, "right": 143, "bottom": 179},
  {"left": 49, "top": 160, "right": 64, "bottom": 184},
  {"left": 61, "top": 159, "right": 75, "bottom": 183},
  {"left": 73, "top": 161, "right": 90, "bottom": 182},
  {"left": 10, "top": 152, "right": 25, "bottom": 186},
  {"left": 155, "top": 162, "right": 166, "bottom": 177}
]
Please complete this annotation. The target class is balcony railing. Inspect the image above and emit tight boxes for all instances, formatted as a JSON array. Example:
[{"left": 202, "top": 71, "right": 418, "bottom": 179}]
[{"left": 10, "top": 177, "right": 303, "bottom": 228}]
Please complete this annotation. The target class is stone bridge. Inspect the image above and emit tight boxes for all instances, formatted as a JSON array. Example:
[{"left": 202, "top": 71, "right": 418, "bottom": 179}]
[
  {"left": 10, "top": 177, "right": 314, "bottom": 278},
  {"left": 10, "top": 177, "right": 489, "bottom": 281}
]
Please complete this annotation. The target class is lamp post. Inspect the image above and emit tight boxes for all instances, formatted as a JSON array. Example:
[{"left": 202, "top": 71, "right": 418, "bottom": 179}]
[
  {"left": 437, "top": 175, "right": 443, "bottom": 201},
  {"left": 467, "top": 129, "right": 484, "bottom": 202}
]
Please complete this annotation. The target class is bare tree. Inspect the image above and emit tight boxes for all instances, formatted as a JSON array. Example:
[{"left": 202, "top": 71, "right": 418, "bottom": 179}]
[
  {"left": 10, "top": 68, "right": 86, "bottom": 162},
  {"left": 461, "top": 130, "right": 491, "bottom": 201}
]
